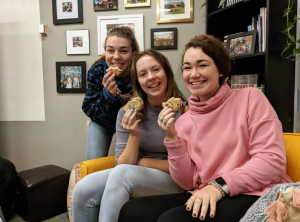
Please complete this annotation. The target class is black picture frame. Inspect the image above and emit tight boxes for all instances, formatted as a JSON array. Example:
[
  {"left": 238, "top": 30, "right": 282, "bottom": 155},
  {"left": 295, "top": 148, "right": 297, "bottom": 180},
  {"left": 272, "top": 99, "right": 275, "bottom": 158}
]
[
  {"left": 52, "top": 0, "right": 83, "bottom": 25},
  {"left": 227, "top": 30, "right": 257, "bottom": 57},
  {"left": 94, "top": 0, "right": 118, "bottom": 11},
  {"left": 151, "top": 28, "right": 177, "bottom": 50},
  {"left": 56, "top": 61, "right": 86, "bottom": 93}
]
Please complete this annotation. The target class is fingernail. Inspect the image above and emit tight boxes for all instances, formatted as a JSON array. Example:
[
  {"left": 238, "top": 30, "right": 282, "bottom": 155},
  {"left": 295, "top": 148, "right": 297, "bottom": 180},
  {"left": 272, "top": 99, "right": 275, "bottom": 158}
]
[
  {"left": 193, "top": 213, "right": 196, "bottom": 217},
  {"left": 134, "top": 109, "right": 137, "bottom": 112},
  {"left": 211, "top": 214, "right": 214, "bottom": 218},
  {"left": 200, "top": 216, "right": 203, "bottom": 220}
]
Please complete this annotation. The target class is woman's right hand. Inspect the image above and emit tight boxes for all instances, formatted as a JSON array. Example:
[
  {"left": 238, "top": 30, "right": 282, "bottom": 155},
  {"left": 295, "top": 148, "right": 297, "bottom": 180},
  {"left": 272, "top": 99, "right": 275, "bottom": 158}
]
[
  {"left": 122, "top": 107, "right": 142, "bottom": 137},
  {"left": 102, "top": 71, "right": 118, "bottom": 97},
  {"left": 158, "top": 107, "right": 178, "bottom": 142}
]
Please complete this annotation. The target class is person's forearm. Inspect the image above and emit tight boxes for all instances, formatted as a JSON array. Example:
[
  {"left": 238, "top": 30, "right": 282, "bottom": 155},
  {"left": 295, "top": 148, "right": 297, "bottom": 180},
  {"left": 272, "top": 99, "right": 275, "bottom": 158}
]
[
  {"left": 137, "top": 158, "right": 170, "bottom": 173},
  {"left": 117, "top": 134, "right": 140, "bottom": 165}
]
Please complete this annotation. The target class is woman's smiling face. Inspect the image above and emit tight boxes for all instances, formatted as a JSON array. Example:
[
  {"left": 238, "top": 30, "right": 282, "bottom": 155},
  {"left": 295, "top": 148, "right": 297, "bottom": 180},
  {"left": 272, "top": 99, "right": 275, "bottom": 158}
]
[
  {"left": 136, "top": 55, "right": 168, "bottom": 103},
  {"left": 182, "top": 47, "right": 221, "bottom": 102}
]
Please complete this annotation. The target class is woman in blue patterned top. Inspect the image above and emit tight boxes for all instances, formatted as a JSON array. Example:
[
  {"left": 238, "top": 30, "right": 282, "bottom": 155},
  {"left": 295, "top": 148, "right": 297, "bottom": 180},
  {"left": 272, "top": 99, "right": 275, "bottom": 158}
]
[{"left": 82, "top": 27, "right": 140, "bottom": 160}]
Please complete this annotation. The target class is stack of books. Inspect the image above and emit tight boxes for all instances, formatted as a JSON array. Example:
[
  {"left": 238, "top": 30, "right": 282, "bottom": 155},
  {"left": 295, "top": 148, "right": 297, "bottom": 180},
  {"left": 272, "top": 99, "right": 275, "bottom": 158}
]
[{"left": 231, "top": 74, "right": 259, "bottom": 90}]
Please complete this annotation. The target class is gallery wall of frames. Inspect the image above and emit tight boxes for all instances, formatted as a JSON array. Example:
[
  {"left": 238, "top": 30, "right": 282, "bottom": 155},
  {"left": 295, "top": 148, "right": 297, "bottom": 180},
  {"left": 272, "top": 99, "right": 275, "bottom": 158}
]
[{"left": 52, "top": 0, "right": 194, "bottom": 94}]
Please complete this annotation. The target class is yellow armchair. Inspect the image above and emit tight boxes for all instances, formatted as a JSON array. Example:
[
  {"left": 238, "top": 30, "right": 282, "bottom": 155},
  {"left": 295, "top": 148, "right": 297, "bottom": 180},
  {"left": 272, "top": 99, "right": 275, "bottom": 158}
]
[{"left": 67, "top": 133, "right": 300, "bottom": 222}]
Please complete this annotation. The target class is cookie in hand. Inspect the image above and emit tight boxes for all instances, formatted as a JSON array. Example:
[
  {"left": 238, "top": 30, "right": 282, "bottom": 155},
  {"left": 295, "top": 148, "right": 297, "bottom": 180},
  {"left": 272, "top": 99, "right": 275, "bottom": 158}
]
[
  {"left": 106, "top": 66, "right": 122, "bottom": 76},
  {"left": 127, "top": 97, "right": 144, "bottom": 111},
  {"left": 162, "top": 97, "right": 182, "bottom": 113}
]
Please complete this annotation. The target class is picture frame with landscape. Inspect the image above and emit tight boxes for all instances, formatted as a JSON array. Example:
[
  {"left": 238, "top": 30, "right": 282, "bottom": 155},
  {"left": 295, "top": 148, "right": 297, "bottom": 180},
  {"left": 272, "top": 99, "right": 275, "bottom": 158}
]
[
  {"left": 124, "top": 0, "right": 150, "bottom": 8},
  {"left": 156, "top": 0, "right": 193, "bottom": 23},
  {"left": 96, "top": 14, "right": 144, "bottom": 55},
  {"left": 151, "top": 28, "right": 177, "bottom": 50},
  {"left": 227, "top": 30, "right": 257, "bottom": 57},
  {"left": 56, "top": 62, "right": 86, "bottom": 93},
  {"left": 52, "top": 0, "right": 83, "bottom": 25}
]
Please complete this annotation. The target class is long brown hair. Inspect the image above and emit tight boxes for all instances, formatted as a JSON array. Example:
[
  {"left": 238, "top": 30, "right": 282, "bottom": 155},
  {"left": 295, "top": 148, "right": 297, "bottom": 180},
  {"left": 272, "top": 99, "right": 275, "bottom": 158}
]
[
  {"left": 131, "top": 49, "right": 186, "bottom": 120},
  {"left": 182, "top": 34, "right": 232, "bottom": 85},
  {"left": 93, "top": 26, "right": 140, "bottom": 64}
]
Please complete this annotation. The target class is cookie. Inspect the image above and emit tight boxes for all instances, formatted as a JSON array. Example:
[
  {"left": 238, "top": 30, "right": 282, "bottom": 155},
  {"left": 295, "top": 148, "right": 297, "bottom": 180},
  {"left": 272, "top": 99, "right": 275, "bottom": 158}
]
[
  {"left": 162, "top": 97, "right": 182, "bottom": 113},
  {"left": 127, "top": 97, "right": 144, "bottom": 111},
  {"left": 106, "top": 66, "right": 122, "bottom": 76}
]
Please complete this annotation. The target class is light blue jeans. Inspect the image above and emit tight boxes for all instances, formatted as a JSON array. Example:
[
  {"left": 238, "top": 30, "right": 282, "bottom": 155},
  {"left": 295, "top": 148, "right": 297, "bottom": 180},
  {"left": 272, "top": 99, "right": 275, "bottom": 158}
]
[
  {"left": 87, "top": 120, "right": 115, "bottom": 160},
  {"left": 72, "top": 164, "right": 184, "bottom": 222}
]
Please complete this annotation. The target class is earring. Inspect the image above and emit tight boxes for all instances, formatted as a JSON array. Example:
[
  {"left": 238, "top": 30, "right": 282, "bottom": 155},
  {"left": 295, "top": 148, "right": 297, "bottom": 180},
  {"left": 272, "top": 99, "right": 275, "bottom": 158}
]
[{"left": 220, "top": 74, "right": 223, "bottom": 77}]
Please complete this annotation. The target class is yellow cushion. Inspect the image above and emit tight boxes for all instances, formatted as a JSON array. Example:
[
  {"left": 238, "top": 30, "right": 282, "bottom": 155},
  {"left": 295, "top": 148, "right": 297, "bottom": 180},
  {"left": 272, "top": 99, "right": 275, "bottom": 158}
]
[
  {"left": 283, "top": 133, "right": 300, "bottom": 182},
  {"left": 80, "top": 156, "right": 116, "bottom": 179}
]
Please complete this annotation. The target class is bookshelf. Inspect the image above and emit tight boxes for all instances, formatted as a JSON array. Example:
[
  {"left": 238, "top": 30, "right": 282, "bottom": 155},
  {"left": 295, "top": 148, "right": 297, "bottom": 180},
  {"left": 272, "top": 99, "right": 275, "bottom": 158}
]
[{"left": 206, "top": 0, "right": 296, "bottom": 132}]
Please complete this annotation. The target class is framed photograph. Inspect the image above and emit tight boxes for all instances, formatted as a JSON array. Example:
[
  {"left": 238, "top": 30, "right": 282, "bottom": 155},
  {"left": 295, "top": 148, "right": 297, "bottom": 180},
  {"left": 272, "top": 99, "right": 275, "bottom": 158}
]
[
  {"left": 94, "top": 0, "right": 118, "bottom": 11},
  {"left": 66, "top": 30, "right": 90, "bottom": 55},
  {"left": 97, "top": 14, "right": 144, "bottom": 55},
  {"left": 56, "top": 62, "right": 86, "bottom": 93},
  {"left": 156, "top": 0, "right": 193, "bottom": 23},
  {"left": 52, "top": 0, "right": 83, "bottom": 25},
  {"left": 124, "top": 0, "right": 150, "bottom": 8},
  {"left": 227, "top": 31, "right": 257, "bottom": 57},
  {"left": 151, "top": 28, "right": 177, "bottom": 50}
]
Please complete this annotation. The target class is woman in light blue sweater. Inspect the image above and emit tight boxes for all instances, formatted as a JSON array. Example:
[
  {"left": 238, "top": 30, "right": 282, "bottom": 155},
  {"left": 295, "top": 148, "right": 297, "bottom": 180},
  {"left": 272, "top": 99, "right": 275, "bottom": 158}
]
[{"left": 72, "top": 49, "right": 188, "bottom": 222}]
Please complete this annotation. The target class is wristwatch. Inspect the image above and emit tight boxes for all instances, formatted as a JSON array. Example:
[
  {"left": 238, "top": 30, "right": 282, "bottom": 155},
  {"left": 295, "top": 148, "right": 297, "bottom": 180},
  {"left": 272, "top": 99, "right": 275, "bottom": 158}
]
[{"left": 215, "top": 177, "right": 227, "bottom": 187}]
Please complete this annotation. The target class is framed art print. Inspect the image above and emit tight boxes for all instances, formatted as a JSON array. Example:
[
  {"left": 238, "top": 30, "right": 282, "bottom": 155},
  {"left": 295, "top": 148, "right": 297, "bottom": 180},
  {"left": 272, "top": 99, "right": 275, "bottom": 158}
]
[
  {"left": 151, "top": 28, "right": 177, "bottom": 50},
  {"left": 97, "top": 14, "right": 144, "bottom": 55},
  {"left": 227, "top": 30, "right": 257, "bottom": 57},
  {"left": 52, "top": 0, "right": 83, "bottom": 25},
  {"left": 66, "top": 30, "right": 90, "bottom": 55},
  {"left": 156, "top": 0, "right": 193, "bottom": 23},
  {"left": 56, "top": 61, "right": 86, "bottom": 93},
  {"left": 94, "top": 0, "right": 118, "bottom": 11},
  {"left": 124, "top": 0, "right": 150, "bottom": 8}
]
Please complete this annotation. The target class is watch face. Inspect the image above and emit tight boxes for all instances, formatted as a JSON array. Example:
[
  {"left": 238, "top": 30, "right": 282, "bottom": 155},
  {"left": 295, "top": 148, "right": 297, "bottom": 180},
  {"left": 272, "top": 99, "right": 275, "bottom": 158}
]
[{"left": 215, "top": 177, "right": 226, "bottom": 186}]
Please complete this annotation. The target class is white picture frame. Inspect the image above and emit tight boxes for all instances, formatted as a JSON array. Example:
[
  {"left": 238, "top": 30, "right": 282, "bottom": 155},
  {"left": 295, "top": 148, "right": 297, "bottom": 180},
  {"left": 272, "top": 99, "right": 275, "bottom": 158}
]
[
  {"left": 66, "top": 29, "right": 90, "bottom": 55},
  {"left": 97, "top": 14, "right": 144, "bottom": 55}
]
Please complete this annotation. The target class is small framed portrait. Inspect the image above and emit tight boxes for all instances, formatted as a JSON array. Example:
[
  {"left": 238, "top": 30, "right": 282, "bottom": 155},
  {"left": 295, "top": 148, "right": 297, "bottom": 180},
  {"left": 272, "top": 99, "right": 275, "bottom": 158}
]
[
  {"left": 156, "top": 0, "right": 193, "bottom": 23},
  {"left": 56, "top": 62, "right": 86, "bottom": 93},
  {"left": 124, "top": 0, "right": 150, "bottom": 8},
  {"left": 94, "top": 0, "right": 118, "bottom": 11},
  {"left": 52, "top": 0, "right": 83, "bottom": 25},
  {"left": 227, "top": 31, "right": 257, "bottom": 57},
  {"left": 66, "top": 30, "right": 90, "bottom": 55},
  {"left": 151, "top": 28, "right": 177, "bottom": 50},
  {"left": 97, "top": 14, "right": 144, "bottom": 55}
]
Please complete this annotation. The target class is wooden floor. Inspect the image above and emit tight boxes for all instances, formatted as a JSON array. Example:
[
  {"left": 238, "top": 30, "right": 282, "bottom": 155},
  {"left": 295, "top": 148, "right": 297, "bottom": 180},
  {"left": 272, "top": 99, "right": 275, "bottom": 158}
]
[{"left": 9, "top": 212, "right": 69, "bottom": 222}]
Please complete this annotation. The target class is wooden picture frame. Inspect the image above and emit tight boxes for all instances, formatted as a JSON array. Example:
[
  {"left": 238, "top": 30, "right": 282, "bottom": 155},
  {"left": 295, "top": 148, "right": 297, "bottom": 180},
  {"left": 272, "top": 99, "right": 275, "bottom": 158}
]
[
  {"left": 156, "top": 0, "right": 193, "bottom": 23},
  {"left": 94, "top": 0, "right": 118, "bottom": 11},
  {"left": 151, "top": 28, "right": 177, "bottom": 50},
  {"left": 227, "top": 30, "right": 257, "bottom": 57},
  {"left": 56, "top": 62, "right": 86, "bottom": 93},
  {"left": 66, "top": 30, "right": 90, "bottom": 55},
  {"left": 52, "top": 0, "right": 83, "bottom": 25},
  {"left": 124, "top": 0, "right": 150, "bottom": 8},
  {"left": 97, "top": 14, "right": 144, "bottom": 55}
]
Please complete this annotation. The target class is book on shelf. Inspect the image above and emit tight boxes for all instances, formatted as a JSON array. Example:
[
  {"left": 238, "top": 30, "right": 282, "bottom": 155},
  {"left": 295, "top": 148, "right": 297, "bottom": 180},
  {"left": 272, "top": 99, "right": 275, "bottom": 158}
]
[
  {"left": 231, "top": 74, "right": 259, "bottom": 90},
  {"left": 260, "top": 7, "right": 266, "bottom": 52}
]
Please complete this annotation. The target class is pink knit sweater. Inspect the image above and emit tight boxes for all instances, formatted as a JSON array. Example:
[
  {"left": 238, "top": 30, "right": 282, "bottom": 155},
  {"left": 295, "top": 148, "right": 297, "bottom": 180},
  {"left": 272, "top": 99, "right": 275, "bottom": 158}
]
[{"left": 165, "top": 83, "right": 293, "bottom": 197}]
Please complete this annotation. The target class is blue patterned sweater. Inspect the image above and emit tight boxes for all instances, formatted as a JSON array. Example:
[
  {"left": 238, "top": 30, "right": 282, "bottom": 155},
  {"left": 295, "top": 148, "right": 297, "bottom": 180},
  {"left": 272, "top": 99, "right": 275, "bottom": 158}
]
[{"left": 82, "top": 59, "right": 131, "bottom": 128}]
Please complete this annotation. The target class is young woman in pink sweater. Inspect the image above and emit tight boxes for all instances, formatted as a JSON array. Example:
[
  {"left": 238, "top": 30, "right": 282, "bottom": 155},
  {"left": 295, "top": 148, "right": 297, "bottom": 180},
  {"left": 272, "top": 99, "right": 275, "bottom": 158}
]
[{"left": 118, "top": 35, "right": 293, "bottom": 222}]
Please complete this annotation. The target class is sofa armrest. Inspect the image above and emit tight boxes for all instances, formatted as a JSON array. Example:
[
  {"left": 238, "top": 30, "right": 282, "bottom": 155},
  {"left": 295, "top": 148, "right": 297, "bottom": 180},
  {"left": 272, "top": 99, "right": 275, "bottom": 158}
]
[{"left": 80, "top": 156, "right": 116, "bottom": 179}]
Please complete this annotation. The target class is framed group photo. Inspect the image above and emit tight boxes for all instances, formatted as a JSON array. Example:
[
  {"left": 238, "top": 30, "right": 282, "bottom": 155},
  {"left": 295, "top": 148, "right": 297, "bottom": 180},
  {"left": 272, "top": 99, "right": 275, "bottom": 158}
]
[
  {"left": 227, "top": 30, "right": 257, "bottom": 57},
  {"left": 56, "top": 61, "right": 86, "bottom": 93},
  {"left": 124, "top": 0, "right": 150, "bottom": 8},
  {"left": 156, "top": 0, "right": 193, "bottom": 23},
  {"left": 94, "top": 0, "right": 118, "bottom": 11},
  {"left": 151, "top": 28, "right": 177, "bottom": 50},
  {"left": 66, "top": 30, "right": 90, "bottom": 55},
  {"left": 97, "top": 14, "right": 144, "bottom": 55},
  {"left": 52, "top": 0, "right": 83, "bottom": 25}
]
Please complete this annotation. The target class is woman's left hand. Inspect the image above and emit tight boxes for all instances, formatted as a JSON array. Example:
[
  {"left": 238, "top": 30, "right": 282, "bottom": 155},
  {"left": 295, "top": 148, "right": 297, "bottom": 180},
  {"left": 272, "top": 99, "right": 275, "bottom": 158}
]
[{"left": 185, "top": 185, "right": 223, "bottom": 220}]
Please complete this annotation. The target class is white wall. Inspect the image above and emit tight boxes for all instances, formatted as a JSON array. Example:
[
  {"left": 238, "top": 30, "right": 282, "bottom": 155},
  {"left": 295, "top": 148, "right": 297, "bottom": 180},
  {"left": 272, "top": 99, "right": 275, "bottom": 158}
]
[{"left": 0, "top": 0, "right": 45, "bottom": 121}]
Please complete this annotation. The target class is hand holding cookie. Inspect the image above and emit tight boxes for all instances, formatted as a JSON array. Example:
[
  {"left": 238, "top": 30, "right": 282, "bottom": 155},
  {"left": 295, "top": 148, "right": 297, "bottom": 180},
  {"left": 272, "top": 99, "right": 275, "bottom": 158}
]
[
  {"left": 106, "top": 66, "right": 122, "bottom": 76},
  {"left": 122, "top": 97, "right": 143, "bottom": 136},
  {"left": 102, "top": 71, "right": 118, "bottom": 97}
]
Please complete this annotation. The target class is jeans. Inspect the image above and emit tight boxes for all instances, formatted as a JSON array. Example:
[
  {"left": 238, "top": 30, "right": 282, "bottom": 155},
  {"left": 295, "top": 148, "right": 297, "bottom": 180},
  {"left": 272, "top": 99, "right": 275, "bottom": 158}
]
[
  {"left": 87, "top": 120, "right": 115, "bottom": 160},
  {"left": 72, "top": 164, "right": 184, "bottom": 222}
]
